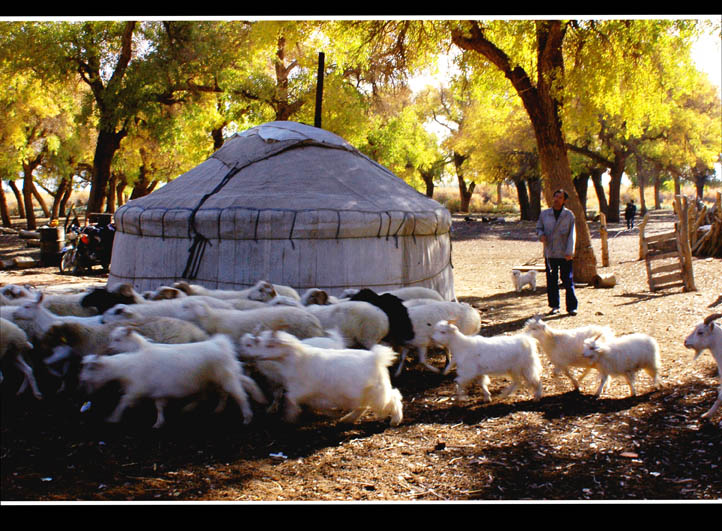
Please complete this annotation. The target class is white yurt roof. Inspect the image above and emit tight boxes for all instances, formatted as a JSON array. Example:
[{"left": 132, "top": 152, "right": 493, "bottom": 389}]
[{"left": 108, "top": 121, "right": 454, "bottom": 298}]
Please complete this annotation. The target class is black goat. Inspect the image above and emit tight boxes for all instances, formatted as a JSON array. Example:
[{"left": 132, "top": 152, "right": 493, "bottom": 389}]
[
  {"left": 349, "top": 288, "right": 414, "bottom": 348},
  {"left": 80, "top": 286, "right": 138, "bottom": 314}
]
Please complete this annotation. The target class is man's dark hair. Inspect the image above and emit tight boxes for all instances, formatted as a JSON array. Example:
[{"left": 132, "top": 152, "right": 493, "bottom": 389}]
[{"left": 553, "top": 189, "right": 569, "bottom": 200}]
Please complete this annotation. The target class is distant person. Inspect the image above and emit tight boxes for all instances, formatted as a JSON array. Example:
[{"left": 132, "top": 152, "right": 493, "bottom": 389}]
[
  {"left": 536, "top": 189, "right": 578, "bottom": 316},
  {"left": 624, "top": 200, "right": 637, "bottom": 230}
]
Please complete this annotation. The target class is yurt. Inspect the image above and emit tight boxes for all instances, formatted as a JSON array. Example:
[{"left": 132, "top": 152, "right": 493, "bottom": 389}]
[{"left": 108, "top": 121, "right": 454, "bottom": 299}]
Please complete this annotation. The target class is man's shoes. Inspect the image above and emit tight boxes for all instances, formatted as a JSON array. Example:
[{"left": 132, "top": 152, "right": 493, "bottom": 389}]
[
  {"left": 549, "top": 308, "right": 560, "bottom": 315},
  {"left": 568, "top": 309, "right": 578, "bottom": 316}
]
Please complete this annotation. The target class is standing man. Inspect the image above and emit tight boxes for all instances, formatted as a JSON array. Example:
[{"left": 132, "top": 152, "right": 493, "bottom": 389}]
[
  {"left": 624, "top": 200, "right": 637, "bottom": 230},
  {"left": 536, "top": 189, "right": 578, "bottom": 316}
]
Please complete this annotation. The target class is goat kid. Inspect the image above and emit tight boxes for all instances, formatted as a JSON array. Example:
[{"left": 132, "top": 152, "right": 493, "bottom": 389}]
[
  {"left": 242, "top": 329, "right": 403, "bottom": 426},
  {"left": 431, "top": 320, "right": 543, "bottom": 402},
  {"left": 582, "top": 333, "right": 660, "bottom": 398},
  {"left": 523, "top": 315, "right": 613, "bottom": 391}
]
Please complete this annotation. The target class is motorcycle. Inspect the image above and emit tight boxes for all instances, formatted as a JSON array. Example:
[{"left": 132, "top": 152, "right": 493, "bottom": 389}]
[{"left": 59, "top": 210, "right": 116, "bottom": 275}]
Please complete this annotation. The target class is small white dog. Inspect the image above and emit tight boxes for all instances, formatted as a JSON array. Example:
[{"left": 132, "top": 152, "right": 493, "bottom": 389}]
[{"left": 512, "top": 269, "right": 537, "bottom": 293}]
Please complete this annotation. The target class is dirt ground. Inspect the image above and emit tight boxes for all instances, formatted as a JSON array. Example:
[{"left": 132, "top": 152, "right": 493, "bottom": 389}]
[{"left": 1, "top": 210, "right": 720, "bottom": 504}]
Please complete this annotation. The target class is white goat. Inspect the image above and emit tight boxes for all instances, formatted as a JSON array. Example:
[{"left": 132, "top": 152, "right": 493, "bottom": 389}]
[
  {"left": 582, "top": 333, "right": 660, "bottom": 398},
  {"left": 304, "top": 301, "right": 389, "bottom": 349},
  {"left": 267, "top": 295, "right": 304, "bottom": 307},
  {"left": 100, "top": 295, "right": 234, "bottom": 324},
  {"left": 0, "top": 317, "right": 42, "bottom": 399},
  {"left": 79, "top": 328, "right": 266, "bottom": 428},
  {"left": 176, "top": 299, "right": 324, "bottom": 341},
  {"left": 0, "top": 283, "right": 36, "bottom": 301},
  {"left": 512, "top": 269, "right": 537, "bottom": 293},
  {"left": 397, "top": 301, "right": 481, "bottom": 376},
  {"left": 173, "top": 279, "right": 279, "bottom": 302},
  {"left": 683, "top": 313, "right": 722, "bottom": 421},
  {"left": 431, "top": 320, "right": 543, "bottom": 402},
  {"left": 238, "top": 327, "right": 345, "bottom": 414},
  {"left": 12, "top": 292, "right": 103, "bottom": 342},
  {"left": 41, "top": 291, "right": 100, "bottom": 317},
  {"left": 523, "top": 315, "right": 614, "bottom": 391},
  {"left": 242, "top": 329, "right": 403, "bottom": 426},
  {"left": 42, "top": 316, "right": 210, "bottom": 365},
  {"left": 383, "top": 287, "right": 445, "bottom": 302}
]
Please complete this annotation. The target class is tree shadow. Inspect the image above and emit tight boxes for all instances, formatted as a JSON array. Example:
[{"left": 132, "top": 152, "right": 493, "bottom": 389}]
[
  {"left": 459, "top": 292, "right": 569, "bottom": 336},
  {"left": 614, "top": 291, "right": 677, "bottom": 307}
]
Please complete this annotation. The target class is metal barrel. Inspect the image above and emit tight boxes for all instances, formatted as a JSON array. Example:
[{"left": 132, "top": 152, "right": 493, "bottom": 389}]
[{"left": 39, "top": 226, "right": 65, "bottom": 266}]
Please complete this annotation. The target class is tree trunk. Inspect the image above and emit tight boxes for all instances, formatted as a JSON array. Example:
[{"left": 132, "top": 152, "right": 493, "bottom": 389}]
[
  {"left": 116, "top": 178, "right": 126, "bottom": 208},
  {"left": 457, "top": 176, "right": 474, "bottom": 213},
  {"left": 605, "top": 151, "right": 628, "bottom": 223},
  {"left": 50, "top": 177, "right": 71, "bottom": 220},
  {"left": 105, "top": 173, "right": 117, "bottom": 213},
  {"left": 58, "top": 182, "right": 73, "bottom": 219},
  {"left": 527, "top": 177, "right": 542, "bottom": 220},
  {"left": 573, "top": 173, "right": 589, "bottom": 212},
  {"left": 591, "top": 169, "right": 608, "bottom": 216},
  {"left": 8, "top": 181, "right": 25, "bottom": 218},
  {"left": 0, "top": 185, "right": 12, "bottom": 227},
  {"left": 673, "top": 172, "right": 681, "bottom": 197},
  {"left": 638, "top": 177, "right": 647, "bottom": 215},
  {"left": 693, "top": 173, "right": 707, "bottom": 201},
  {"left": 31, "top": 183, "right": 50, "bottom": 218},
  {"left": 21, "top": 155, "right": 43, "bottom": 230},
  {"left": 453, "top": 151, "right": 474, "bottom": 213},
  {"left": 452, "top": 20, "right": 597, "bottom": 280},
  {"left": 652, "top": 172, "right": 662, "bottom": 209},
  {"left": 87, "top": 128, "right": 126, "bottom": 216},
  {"left": 419, "top": 168, "right": 435, "bottom": 198},
  {"left": 22, "top": 174, "right": 36, "bottom": 230},
  {"left": 513, "top": 177, "right": 531, "bottom": 220}
]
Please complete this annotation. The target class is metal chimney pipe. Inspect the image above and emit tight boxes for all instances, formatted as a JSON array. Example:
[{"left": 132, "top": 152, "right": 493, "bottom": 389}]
[{"left": 314, "top": 52, "right": 325, "bottom": 128}]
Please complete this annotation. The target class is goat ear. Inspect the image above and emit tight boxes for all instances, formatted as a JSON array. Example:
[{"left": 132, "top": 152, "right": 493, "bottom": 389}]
[
  {"left": 174, "top": 281, "right": 191, "bottom": 294},
  {"left": 35, "top": 291, "right": 44, "bottom": 304},
  {"left": 117, "top": 283, "right": 133, "bottom": 297}
]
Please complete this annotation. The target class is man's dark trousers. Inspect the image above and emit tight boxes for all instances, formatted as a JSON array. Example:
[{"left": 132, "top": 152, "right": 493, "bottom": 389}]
[{"left": 545, "top": 257, "right": 578, "bottom": 312}]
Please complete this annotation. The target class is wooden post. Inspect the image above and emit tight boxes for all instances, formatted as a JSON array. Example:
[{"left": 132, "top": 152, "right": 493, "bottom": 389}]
[
  {"left": 638, "top": 212, "right": 650, "bottom": 260},
  {"left": 675, "top": 195, "right": 697, "bottom": 292},
  {"left": 599, "top": 212, "right": 609, "bottom": 267}
]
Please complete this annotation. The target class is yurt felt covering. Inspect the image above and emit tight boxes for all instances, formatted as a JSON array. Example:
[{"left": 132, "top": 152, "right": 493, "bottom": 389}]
[{"left": 108, "top": 121, "right": 454, "bottom": 299}]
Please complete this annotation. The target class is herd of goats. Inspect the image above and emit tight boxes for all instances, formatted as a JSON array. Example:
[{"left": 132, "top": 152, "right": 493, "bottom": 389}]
[{"left": 1, "top": 278, "right": 720, "bottom": 430}]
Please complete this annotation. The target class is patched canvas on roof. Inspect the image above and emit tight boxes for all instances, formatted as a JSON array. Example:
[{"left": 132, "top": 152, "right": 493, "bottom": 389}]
[{"left": 108, "top": 121, "right": 454, "bottom": 299}]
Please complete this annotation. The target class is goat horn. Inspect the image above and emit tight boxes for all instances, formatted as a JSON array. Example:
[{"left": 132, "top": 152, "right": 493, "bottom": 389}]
[{"left": 704, "top": 313, "right": 722, "bottom": 325}]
